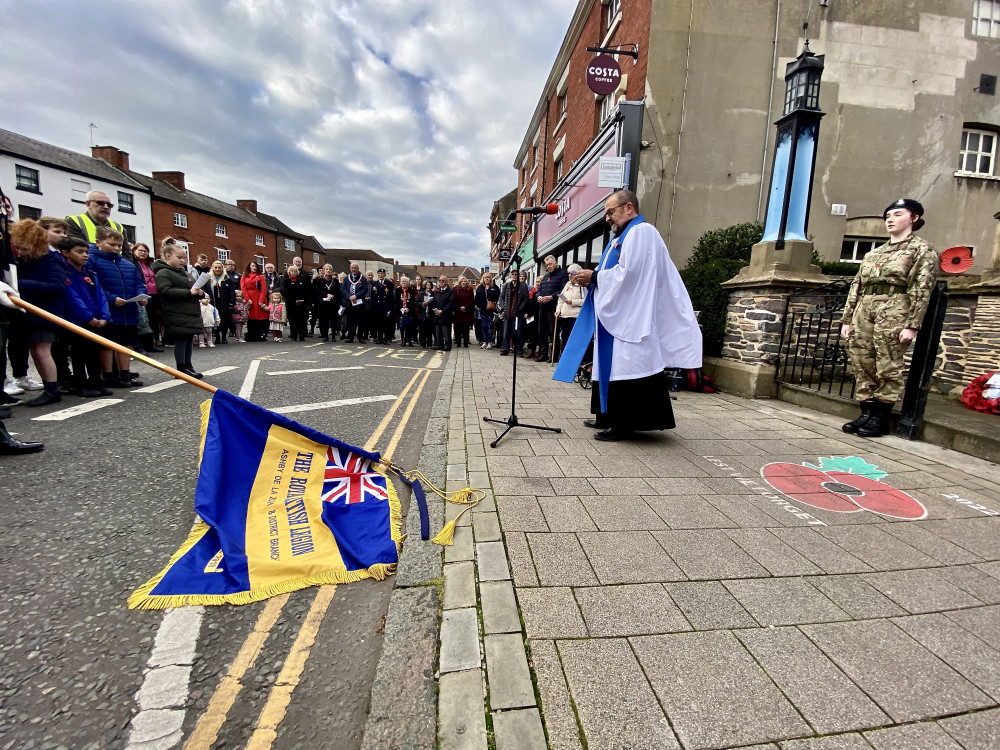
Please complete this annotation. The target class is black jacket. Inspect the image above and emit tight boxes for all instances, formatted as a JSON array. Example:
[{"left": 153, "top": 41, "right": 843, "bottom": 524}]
[
  {"left": 430, "top": 284, "right": 455, "bottom": 324},
  {"left": 498, "top": 280, "right": 529, "bottom": 319},
  {"left": 282, "top": 276, "right": 310, "bottom": 315},
  {"left": 537, "top": 267, "right": 569, "bottom": 309},
  {"left": 341, "top": 273, "right": 368, "bottom": 306},
  {"left": 154, "top": 260, "right": 203, "bottom": 336}
]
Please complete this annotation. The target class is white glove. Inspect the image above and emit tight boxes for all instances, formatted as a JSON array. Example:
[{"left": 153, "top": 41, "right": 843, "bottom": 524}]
[{"left": 0, "top": 280, "right": 21, "bottom": 310}]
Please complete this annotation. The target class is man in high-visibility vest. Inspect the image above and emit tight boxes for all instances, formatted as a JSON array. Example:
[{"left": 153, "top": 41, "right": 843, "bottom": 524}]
[{"left": 65, "top": 190, "right": 133, "bottom": 260}]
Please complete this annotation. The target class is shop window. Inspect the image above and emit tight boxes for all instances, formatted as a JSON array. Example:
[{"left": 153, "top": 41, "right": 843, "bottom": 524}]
[
  {"left": 973, "top": 0, "right": 1000, "bottom": 38},
  {"left": 840, "top": 237, "right": 881, "bottom": 263},
  {"left": 15, "top": 165, "right": 39, "bottom": 193},
  {"left": 958, "top": 127, "right": 997, "bottom": 176}
]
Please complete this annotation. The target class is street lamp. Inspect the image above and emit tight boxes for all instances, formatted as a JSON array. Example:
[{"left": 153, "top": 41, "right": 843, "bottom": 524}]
[{"left": 762, "top": 39, "right": 825, "bottom": 250}]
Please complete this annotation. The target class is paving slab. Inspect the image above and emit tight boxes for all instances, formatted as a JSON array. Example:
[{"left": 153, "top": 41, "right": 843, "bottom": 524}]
[
  {"left": 480, "top": 580, "right": 522, "bottom": 635},
  {"left": 652, "top": 529, "right": 769, "bottom": 580},
  {"left": 724, "top": 528, "right": 824, "bottom": 576},
  {"left": 938, "top": 707, "right": 1000, "bottom": 750},
  {"left": 945, "top": 604, "right": 1000, "bottom": 650},
  {"left": 816, "top": 526, "right": 938, "bottom": 571},
  {"left": 574, "top": 583, "right": 690, "bottom": 637},
  {"left": 665, "top": 580, "right": 759, "bottom": 630},
  {"left": 704, "top": 493, "right": 799, "bottom": 528},
  {"left": 770, "top": 528, "right": 874, "bottom": 574},
  {"left": 558, "top": 638, "right": 679, "bottom": 750},
  {"left": 476, "top": 541, "right": 511, "bottom": 581},
  {"left": 578, "top": 531, "right": 686, "bottom": 583},
  {"left": 485, "top": 633, "right": 536, "bottom": 710},
  {"left": 504, "top": 531, "right": 538, "bottom": 587},
  {"left": 862, "top": 569, "right": 983, "bottom": 613},
  {"left": 444, "top": 524, "right": 475, "bottom": 564},
  {"left": 526, "top": 533, "right": 598, "bottom": 586},
  {"left": 809, "top": 575, "right": 908, "bottom": 619},
  {"left": 736, "top": 627, "right": 890, "bottom": 734},
  {"left": 495, "top": 495, "right": 549, "bottom": 532},
  {"left": 438, "top": 669, "right": 488, "bottom": 750},
  {"left": 440, "top": 607, "right": 481, "bottom": 673},
  {"left": 631, "top": 630, "right": 811, "bottom": 749},
  {"left": 517, "top": 587, "right": 587, "bottom": 639},
  {"left": 724, "top": 578, "right": 851, "bottom": 626},
  {"left": 933, "top": 565, "right": 1000, "bottom": 604},
  {"left": 864, "top": 722, "right": 964, "bottom": 750},
  {"left": 536, "top": 497, "right": 598, "bottom": 532},
  {"left": 778, "top": 735, "right": 870, "bottom": 749},
  {"left": 443, "top": 561, "right": 477, "bottom": 610},
  {"left": 493, "top": 476, "right": 556, "bottom": 496},
  {"left": 893, "top": 613, "right": 1000, "bottom": 701},
  {"left": 801, "top": 619, "right": 991, "bottom": 722},
  {"left": 578, "top": 496, "right": 667, "bottom": 531},
  {"left": 521, "top": 455, "right": 564, "bottom": 477},
  {"left": 645, "top": 495, "right": 738, "bottom": 529},
  {"left": 920, "top": 518, "right": 1000, "bottom": 560},
  {"left": 526, "top": 640, "right": 583, "bottom": 750},
  {"left": 493, "top": 708, "right": 547, "bottom": 750},
  {"left": 636, "top": 455, "right": 710, "bottom": 478},
  {"left": 472, "top": 511, "right": 502, "bottom": 543},
  {"left": 879, "top": 523, "right": 983, "bottom": 565}
]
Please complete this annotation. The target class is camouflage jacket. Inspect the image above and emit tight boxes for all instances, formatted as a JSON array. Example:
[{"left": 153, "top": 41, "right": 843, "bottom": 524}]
[{"left": 841, "top": 234, "right": 938, "bottom": 329}]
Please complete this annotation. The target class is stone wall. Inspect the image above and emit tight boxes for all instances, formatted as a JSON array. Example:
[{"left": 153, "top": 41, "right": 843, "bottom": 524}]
[
  {"left": 720, "top": 289, "right": 789, "bottom": 365},
  {"left": 931, "top": 295, "right": 977, "bottom": 394},
  {"left": 963, "top": 294, "right": 1000, "bottom": 382}
]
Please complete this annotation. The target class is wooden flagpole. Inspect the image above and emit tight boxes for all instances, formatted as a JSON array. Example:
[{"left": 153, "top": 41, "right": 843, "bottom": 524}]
[{"left": 9, "top": 296, "right": 218, "bottom": 395}]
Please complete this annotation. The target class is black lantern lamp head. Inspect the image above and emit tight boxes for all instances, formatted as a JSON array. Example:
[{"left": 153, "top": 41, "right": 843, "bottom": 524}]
[{"left": 783, "top": 40, "right": 825, "bottom": 115}]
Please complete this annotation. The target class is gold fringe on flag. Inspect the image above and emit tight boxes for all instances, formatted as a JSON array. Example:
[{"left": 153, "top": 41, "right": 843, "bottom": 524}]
[{"left": 380, "top": 464, "right": 485, "bottom": 547}]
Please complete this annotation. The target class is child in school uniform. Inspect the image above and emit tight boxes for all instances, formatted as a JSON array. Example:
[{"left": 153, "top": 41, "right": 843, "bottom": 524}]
[
  {"left": 268, "top": 292, "right": 286, "bottom": 342},
  {"left": 154, "top": 237, "right": 204, "bottom": 379},
  {"left": 59, "top": 236, "right": 112, "bottom": 397},
  {"left": 199, "top": 296, "right": 220, "bottom": 347}
]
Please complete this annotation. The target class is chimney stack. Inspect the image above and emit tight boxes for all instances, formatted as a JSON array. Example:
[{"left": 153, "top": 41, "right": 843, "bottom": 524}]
[
  {"left": 237, "top": 199, "right": 258, "bottom": 214},
  {"left": 152, "top": 171, "right": 186, "bottom": 191},
  {"left": 91, "top": 146, "right": 130, "bottom": 173},
  {"left": 440, "top": 262, "right": 445, "bottom": 267}
]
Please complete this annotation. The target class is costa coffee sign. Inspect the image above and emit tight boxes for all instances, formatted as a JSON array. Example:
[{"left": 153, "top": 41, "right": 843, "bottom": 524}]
[{"left": 586, "top": 55, "right": 621, "bottom": 96}]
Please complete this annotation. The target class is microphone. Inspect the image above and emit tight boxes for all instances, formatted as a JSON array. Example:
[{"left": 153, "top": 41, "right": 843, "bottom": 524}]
[{"left": 515, "top": 203, "right": 558, "bottom": 216}]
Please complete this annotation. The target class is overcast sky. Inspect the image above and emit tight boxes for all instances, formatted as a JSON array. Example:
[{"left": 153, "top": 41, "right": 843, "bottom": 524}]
[{"left": 1, "top": 0, "right": 576, "bottom": 267}]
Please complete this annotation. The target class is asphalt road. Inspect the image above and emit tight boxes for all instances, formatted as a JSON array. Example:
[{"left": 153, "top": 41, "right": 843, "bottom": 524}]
[{"left": 0, "top": 337, "right": 443, "bottom": 750}]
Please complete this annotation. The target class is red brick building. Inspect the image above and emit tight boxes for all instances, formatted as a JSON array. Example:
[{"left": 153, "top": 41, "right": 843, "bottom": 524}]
[{"left": 90, "top": 147, "right": 280, "bottom": 271}]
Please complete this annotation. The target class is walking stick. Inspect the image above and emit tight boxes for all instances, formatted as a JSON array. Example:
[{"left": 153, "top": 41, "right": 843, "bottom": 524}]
[
  {"left": 9, "top": 296, "right": 217, "bottom": 395},
  {"left": 551, "top": 311, "right": 559, "bottom": 364}
]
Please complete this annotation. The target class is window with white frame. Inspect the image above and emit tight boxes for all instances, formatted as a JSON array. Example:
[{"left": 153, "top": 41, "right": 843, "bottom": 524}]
[
  {"left": 18, "top": 205, "right": 41, "bottom": 221},
  {"left": 15, "top": 165, "right": 39, "bottom": 192},
  {"left": 255, "top": 254, "right": 265, "bottom": 268},
  {"left": 840, "top": 237, "right": 882, "bottom": 263},
  {"left": 71, "top": 178, "right": 90, "bottom": 203},
  {"left": 282, "top": 262, "right": 290, "bottom": 272},
  {"left": 174, "top": 212, "right": 188, "bottom": 228},
  {"left": 117, "top": 191, "right": 134, "bottom": 213},
  {"left": 172, "top": 240, "right": 190, "bottom": 263},
  {"left": 216, "top": 223, "right": 228, "bottom": 237},
  {"left": 216, "top": 248, "right": 230, "bottom": 262},
  {"left": 312, "top": 252, "right": 319, "bottom": 263},
  {"left": 958, "top": 127, "right": 996, "bottom": 176},
  {"left": 555, "top": 157, "right": 564, "bottom": 182},
  {"left": 599, "top": 93, "right": 615, "bottom": 124},
  {"left": 255, "top": 233, "right": 265, "bottom": 246},
  {"left": 121, "top": 224, "right": 136, "bottom": 244},
  {"left": 284, "top": 238, "right": 295, "bottom": 252},
  {"left": 604, "top": 0, "right": 621, "bottom": 33},
  {"left": 973, "top": 0, "right": 1000, "bottom": 38}
]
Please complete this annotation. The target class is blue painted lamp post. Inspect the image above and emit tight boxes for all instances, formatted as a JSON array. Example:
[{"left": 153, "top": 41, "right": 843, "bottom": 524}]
[{"left": 762, "top": 42, "right": 825, "bottom": 250}]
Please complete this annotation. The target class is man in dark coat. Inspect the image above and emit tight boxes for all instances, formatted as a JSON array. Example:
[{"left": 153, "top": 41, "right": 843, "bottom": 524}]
[
  {"left": 341, "top": 263, "right": 369, "bottom": 343},
  {"left": 534, "top": 255, "right": 569, "bottom": 362},
  {"left": 370, "top": 268, "right": 395, "bottom": 344},
  {"left": 430, "top": 275, "right": 455, "bottom": 351},
  {"left": 314, "top": 267, "right": 341, "bottom": 342}
]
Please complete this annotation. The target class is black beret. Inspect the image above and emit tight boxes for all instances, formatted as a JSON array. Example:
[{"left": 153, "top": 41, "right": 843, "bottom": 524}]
[{"left": 883, "top": 198, "right": 924, "bottom": 219}]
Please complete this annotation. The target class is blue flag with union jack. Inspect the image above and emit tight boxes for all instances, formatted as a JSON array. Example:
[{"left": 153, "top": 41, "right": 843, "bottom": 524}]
[{"left": 129, "top": 389, "right": 401, "bottom": 609}]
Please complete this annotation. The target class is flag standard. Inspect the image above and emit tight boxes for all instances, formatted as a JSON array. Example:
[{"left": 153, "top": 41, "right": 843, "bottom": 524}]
[{"left": 128, "top": 389, "right": 402, "bottom": 609}]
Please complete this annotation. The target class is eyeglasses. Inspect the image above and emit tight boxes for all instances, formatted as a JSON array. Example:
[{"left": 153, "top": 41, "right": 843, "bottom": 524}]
[
  {"left": 604, "top": 202, "right": 626, "bottom": 218},
  {"left": 91, "top": 200, "right": 114, "bottom": 208}
]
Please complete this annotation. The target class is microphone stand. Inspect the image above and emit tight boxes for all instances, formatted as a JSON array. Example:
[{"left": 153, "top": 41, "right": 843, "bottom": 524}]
[{"left": 483, "top": 213, "right": 562, "bottom": 448}]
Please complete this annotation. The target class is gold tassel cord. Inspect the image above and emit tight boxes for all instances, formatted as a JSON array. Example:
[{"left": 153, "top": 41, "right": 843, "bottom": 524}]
[{"left": 379, "top": 459, "right": 486, "bottom": 547}]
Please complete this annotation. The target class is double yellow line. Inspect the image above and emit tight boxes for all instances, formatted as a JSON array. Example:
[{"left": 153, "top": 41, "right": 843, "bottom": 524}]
[{"left": 184, "top": 367, "right": 432, "bottom": 750}]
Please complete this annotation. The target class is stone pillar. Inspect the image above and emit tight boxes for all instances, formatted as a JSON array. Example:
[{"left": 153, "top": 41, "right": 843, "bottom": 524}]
[{"left": 703, "top": 239, "right": 829, "bottom": 397}]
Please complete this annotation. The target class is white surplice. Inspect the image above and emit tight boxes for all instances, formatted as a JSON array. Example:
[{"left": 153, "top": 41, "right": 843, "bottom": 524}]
[{"left": 593, "top": 222, "right": 703, "bottom": 381}]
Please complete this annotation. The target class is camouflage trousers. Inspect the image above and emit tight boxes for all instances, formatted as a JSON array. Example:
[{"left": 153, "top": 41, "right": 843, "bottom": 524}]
[{"left": 845, "top": 294, "right": 913, "bottom": 403}]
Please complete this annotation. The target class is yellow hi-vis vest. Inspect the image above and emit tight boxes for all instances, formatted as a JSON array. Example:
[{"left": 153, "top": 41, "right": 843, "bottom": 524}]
[{"left": 67, "top": 213, "right": 125, "bottom": 243}]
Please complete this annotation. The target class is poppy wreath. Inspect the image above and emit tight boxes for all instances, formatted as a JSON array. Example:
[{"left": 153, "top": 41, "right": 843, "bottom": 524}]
[{"left": 961, "top": 371, "right": 1000, "bottom": 415}]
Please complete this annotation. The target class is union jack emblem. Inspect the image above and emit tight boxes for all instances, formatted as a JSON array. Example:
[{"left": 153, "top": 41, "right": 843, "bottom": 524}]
[{"left": 321, "top": 446, "right": 389, "bottom": 506}]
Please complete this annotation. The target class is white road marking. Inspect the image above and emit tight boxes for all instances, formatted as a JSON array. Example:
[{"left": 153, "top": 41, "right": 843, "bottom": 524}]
[
  {"left": 126, "top": 606, "right": 205, "bottom": 749},
  {"left": 239, "top": 359, "right": 262, "bottom": 399},
  {"left": 265, "top": 366, "right": 364, "bottom": 376},
  {"left": 132, "top": 367, "right": 238, "bottom": 394},
  {"left": 31, "top": 399, "right": 124, "bottom": 421},
  {"left": 270, "top": 394, "right": 398, "bottom": 415}
]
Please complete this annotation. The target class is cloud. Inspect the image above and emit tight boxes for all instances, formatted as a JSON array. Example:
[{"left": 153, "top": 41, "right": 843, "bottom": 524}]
[{"left": 0, "top": 0, "right": 576, "bottom": 267}]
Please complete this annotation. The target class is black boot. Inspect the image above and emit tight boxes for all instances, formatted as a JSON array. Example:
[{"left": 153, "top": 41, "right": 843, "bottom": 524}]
[
  {"left": 0, "top": 428, "right": 44, "bottom": 454},
  {"left": 842, "top": 400, "right": 875, "bottom": 434},
  {"left": 181, "top": 363, "right": 204, "bottom": 379},
  {"left": 27, "top": 384, "right": 62, "bottom": 408},
  {"left": 857, "top": 400, "right": 892, "bottom": 437}
]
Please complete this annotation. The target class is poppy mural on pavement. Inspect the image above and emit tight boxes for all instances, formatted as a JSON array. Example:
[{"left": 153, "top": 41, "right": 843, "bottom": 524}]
[{"left": 761, "top": 456, "right": 927, "bottom": 521}]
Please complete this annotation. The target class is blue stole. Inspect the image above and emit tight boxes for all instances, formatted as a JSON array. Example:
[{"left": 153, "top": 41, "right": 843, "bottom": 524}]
[{"left": 552, "top": 215, "right": 645, "bottom": 413}]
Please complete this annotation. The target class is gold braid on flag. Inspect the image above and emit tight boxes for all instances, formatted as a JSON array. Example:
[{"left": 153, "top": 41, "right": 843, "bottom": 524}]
[{"left": 379, "top": 460, "right": 484, "bottom": 547}]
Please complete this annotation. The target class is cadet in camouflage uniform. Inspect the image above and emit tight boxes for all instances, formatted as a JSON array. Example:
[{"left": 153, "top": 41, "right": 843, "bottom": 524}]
[{"left": 839, "top": 198, "right": 938, "bottom": 437}]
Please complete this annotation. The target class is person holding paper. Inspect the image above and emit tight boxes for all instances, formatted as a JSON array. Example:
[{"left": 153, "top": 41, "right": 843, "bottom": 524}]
[
  {"left": 86, "top": 225, "right": 147, "bottom": 388},
  {"left": 341, "top": 262, "right": 369, "bottom": 343},
  {"left": 555, "top": 263, "right": 585, "bottom": 361}
]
